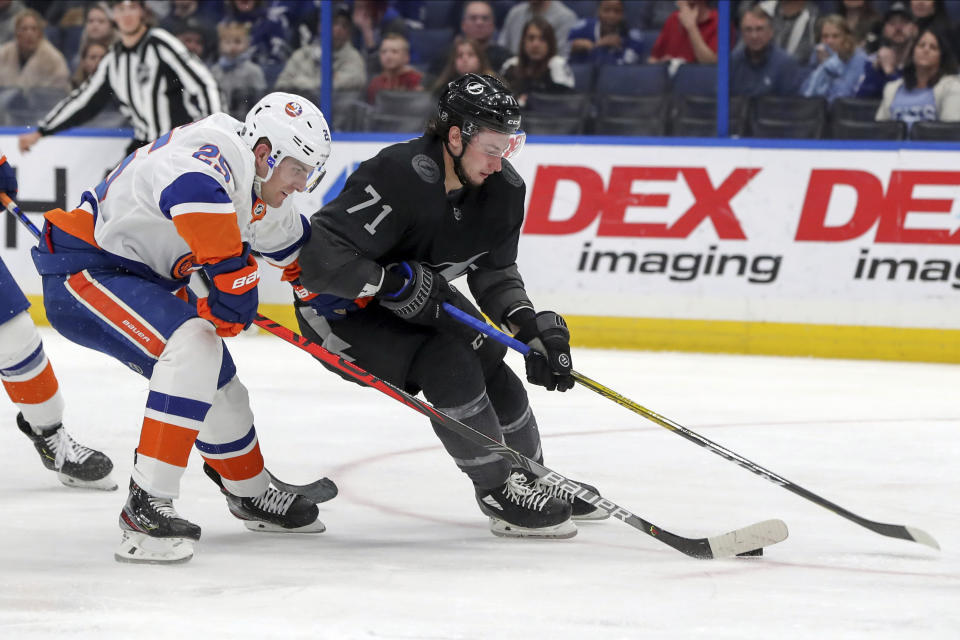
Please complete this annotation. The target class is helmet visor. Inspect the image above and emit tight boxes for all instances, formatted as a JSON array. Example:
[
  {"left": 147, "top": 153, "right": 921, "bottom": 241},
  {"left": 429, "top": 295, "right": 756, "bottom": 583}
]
[
  {"left": 305, "top": 166, "right": 326, "bottom": 194},
  {"left": 473, "top": 129, "right": 526, "bottom": 160}
]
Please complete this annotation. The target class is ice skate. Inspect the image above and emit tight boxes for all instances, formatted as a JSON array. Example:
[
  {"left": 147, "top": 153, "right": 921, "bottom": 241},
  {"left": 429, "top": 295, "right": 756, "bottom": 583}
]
[
  {"left": 17, "top": 412, "right": 117, "bottom": 491},
  {"left": 203, "top": 463, "right": 325, "bottom": 534},
  {"left": 476, "top": 471, "right": 576, "bottom": 539},
  {"left": 520, "top": 470, "right": 610, "bottom": 521},
  {"left": 115, "top": 478, "right": 201, "bottom": 564}
]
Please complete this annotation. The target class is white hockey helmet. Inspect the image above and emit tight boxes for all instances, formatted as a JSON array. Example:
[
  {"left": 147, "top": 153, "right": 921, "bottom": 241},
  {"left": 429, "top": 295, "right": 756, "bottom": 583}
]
[{"left": 240, "top": 92, "right": 331, "bottom": 193}]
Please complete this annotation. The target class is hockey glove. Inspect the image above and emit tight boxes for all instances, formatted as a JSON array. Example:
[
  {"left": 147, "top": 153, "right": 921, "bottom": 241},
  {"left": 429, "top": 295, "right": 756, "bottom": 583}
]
[
  {"left": 377, "top": 261, "right": 461, "bottom": 332},
  {"left": 197, "top": 243, "right": 260, "bottom": 337},
  {"left": 514, "top": 311, "right": 575, "bottom": 392},
  {"left": 0, "top": 154, "right": 17, "bottom": 197}
]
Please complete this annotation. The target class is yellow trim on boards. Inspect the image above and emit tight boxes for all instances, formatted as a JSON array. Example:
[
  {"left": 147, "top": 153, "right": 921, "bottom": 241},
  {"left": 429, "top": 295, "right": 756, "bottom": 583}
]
[{"left": 26, "top": 296, "right": 960, "bottom": 364}]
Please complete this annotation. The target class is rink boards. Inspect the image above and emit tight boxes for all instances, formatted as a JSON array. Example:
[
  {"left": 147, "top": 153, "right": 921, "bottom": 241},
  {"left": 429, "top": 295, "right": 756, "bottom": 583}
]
[{"left": 2, "top": 131, "right": 959, "bottom": 362}]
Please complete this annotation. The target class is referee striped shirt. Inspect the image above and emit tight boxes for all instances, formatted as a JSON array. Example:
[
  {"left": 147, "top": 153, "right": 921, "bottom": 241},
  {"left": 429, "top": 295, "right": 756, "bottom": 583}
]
[{"left": 38, "top": 28, "right": 221, "bottom": 144}]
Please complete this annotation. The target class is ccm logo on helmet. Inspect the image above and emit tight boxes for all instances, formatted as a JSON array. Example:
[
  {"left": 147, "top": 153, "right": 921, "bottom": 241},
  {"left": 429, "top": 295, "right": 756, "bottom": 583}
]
[
  {"left": 285, "top": 102, "right": 303, "bottom": 117},
  {"left": 465, "top": 82, "right": 484, "bottom": 95}
]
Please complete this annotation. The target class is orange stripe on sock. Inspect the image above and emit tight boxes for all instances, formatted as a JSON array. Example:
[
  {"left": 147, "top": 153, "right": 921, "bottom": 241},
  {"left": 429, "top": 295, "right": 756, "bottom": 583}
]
[
  {"left": 203, "top": 443, "right": 264, "bottom": 482},
  {"left": 66, "top": 271, "right": 166, "bottom": 358},
  {"left": 138, "top": 417, "right": 198, "bottom": 468},
  {"left": 2, "top": 361, "right": 59, "bottom": 404}
]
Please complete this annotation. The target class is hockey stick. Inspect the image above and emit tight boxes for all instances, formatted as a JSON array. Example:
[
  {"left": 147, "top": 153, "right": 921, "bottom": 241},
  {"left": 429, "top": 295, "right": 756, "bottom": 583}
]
[
  {"left": 253, "top": 312, "right": 788, "bottom": 559},
  {"left": 1, "top": 192, "right": 338, "bottom": 503},
  {"left": 442, "top": 302, "right": 940, "bottom": 551}
]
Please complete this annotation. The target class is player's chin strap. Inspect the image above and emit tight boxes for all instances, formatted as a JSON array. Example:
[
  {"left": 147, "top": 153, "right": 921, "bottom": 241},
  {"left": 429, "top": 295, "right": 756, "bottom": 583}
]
[{"left": 442, "top": 138, "right": 471, "bottom": 188}]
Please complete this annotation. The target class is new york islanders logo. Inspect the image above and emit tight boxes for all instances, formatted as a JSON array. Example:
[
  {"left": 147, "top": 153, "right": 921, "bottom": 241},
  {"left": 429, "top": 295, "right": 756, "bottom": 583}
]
[
  {"left": 251, "top": 199, "right": 267, "bottom": 222},
  {"left": 285, "top": 102, "right": 303, "bottom": 117}
]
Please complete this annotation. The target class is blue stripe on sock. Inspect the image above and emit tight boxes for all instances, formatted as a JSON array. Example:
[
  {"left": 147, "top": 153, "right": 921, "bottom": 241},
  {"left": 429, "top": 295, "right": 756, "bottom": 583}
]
[
  {"left": 0, "top": 343, "right": 44, "bottom": 377},
  {"left": 194, "top": 425, "right": 256, "bottom": 455},
  {"left": 146, "top": 391, "right": 210, "bottom": 422}
]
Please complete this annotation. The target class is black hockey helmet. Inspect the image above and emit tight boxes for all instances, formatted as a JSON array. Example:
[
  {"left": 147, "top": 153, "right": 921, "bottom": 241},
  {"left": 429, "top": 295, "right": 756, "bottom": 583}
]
[{"left": 438, "top": 73, "right": 522, "bottom": 142}]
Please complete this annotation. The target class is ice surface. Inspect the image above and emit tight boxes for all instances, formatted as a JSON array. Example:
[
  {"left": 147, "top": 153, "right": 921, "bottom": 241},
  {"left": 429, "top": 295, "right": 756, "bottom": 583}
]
[{"left": 1, "top": 329, "right": 957, "bottom": 639}]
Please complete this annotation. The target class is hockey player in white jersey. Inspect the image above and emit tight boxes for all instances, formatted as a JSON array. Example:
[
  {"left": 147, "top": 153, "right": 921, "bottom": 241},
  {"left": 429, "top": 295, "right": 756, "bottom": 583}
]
[
  {"left": 31, "top": 93, "right": 331, "bottom": 564},
  {"left": 0, "top": 149, "right": 115, "bottom": 491}
]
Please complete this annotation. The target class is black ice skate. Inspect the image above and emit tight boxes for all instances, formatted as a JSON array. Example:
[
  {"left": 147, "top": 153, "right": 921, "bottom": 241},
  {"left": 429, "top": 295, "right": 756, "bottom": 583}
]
[
  {"left": 203, "top": 463, "right": 325, "bottom": 534},
  {"left": 17, "top": 412, "right": 117, "bottom": 491},
  {"left": 520, "top": 470, "right": 610, "bottom": 521},
  {"left": 475, "top": 471, "right": 576, "bottom": 539},
  {"left": 115, "top": 478, "right": 201, "bottom": 564}
]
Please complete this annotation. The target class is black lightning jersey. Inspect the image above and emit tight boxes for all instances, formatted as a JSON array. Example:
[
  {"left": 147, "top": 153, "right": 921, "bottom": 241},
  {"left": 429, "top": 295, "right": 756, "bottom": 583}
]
[{"left": 299, "top": 134, "right": 533, "bottom": 325}]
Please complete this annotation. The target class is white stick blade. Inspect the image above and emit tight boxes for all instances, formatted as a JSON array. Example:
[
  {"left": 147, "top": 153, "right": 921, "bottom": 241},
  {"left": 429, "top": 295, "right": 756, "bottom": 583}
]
[
  {"left": 906, "top": 526, "right": 940, "bottom": 550},
  {"left": 707, "top": 519, "right": 789, "bottom": 558}
]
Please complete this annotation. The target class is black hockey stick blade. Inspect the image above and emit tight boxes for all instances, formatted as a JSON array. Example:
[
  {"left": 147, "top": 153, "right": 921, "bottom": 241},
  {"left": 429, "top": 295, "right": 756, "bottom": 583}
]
[
  {"left": 268, "top": 470, "right": 338, "bottom": 503},
  {"left": 255, "top": 314, "right": 789, "bottom": 559}
]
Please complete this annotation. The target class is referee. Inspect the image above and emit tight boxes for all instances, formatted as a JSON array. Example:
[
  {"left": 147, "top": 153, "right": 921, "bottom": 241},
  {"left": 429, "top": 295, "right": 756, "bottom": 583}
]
[{"left": 18, "top": 0, "right": 220, "bottom": 156}]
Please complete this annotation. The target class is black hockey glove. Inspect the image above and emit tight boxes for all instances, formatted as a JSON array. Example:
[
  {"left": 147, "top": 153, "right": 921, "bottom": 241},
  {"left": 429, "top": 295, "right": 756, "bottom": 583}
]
[
  {"left": 377, "top": 261, "right": 461, "bottom": 332},
  {"left": 513, "top": 311, "right": 575, "bottom": 392}
]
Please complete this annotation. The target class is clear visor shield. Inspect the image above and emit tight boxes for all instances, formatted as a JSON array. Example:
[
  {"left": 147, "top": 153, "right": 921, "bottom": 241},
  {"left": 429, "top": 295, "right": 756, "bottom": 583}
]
[
  {"left": 305, "top": 166, "right": 326, "bottom": 193},
  {"left": 474, "top": 130, "right": 526, "bottom": 160}
]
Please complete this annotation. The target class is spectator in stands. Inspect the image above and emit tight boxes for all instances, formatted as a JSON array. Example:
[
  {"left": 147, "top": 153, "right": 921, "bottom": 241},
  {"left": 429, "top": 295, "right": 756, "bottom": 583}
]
[
  {"left": 222, "top": 0, "right": 292, "bottom": 67},
  {"left": 82, "top": 2, "right": 116, "bottom": 49},
  {"left": 275, "top": 8, "right": 367, "bottom": 94},
  {"left": 757, "top": 0, "right": 819, "bottom": 69},
  {"left": 501, "top": 16, "right": 574, "bottom": 107},
  {"left": 44, "top": 0, "right": 90, "bottom": 31},
  {"left": 172, "top": 17, "right": 214, "bottom": 62},
  {"left": 802, "top": 14, "right": 868, "bottom": 103},
  {"left": 0, "top": 8, "right": 71, "bottom": 91},
  {"left": 909, "top": 0, "right": 960, "bottom": 57},
  {"left": 499, "top": 1, "right": 579, "bottom": 58},
  {"left": 876, "top": 27, "right": 960, "bottom": 125},
  {"left": 637, "top": 1, "right": 677, "bottom": 32},
  {"left": 161, "top": 0, "right": 216, "bottom": 61},
  {"left": 568, "top": 0, "right": 646, "bottom": 66},
  {"left": 856, "top": 2, "right": 917, "bottom": 98},
  {"left": 430, "top": 36, "right": 496, "bottom": 97},
  {"left": 366, "top": 32, "right": 422, "bottom": 104},
  {"left": 910, "top": 0, "right": 952, "bottom": 34},
  {"left": 648, "top": 0, "right": 722, "bottom": 65},
  {"left": 211, "top": 21, "right": 266, "bottom": 119},
  {"left": 455, "top": 1, "right": 512, "bottom": 75},
  {"left": 0, "top": 1, "right": 26, "bottom": 45},
  {"left": 352, "top": 0, "right": 407, "bottom": 57},
  {"left": 70, "top": 39, "right": 108, "bottom": 88},
  {"left": 839, "top": 0, "right": 881, "bottom": 49},
  {"left": 731, "top": 6, "right": 803, "bottom": 97}
]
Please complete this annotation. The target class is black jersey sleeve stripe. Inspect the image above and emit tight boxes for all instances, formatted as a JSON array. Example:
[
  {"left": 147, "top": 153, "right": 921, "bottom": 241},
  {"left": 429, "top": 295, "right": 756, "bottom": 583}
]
[
  {"left": 38, "top": 48, "right": 116, "bottom": 135},
  {"left": 151, "top": 30, "right": 221, "bottom": 117}
]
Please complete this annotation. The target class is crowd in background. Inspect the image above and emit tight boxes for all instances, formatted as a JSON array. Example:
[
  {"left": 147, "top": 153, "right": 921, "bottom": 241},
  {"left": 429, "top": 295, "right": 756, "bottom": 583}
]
[{"left": 2, "top": 0, "right": 960, "bottom": 138}]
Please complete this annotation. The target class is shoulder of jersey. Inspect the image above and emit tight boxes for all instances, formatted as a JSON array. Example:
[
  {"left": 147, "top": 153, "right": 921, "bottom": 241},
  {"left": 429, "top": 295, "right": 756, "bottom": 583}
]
[
  {"left": 495, "top": 158, "right": 524, "bottom": 191},
  {"left": 377, "top": 139, "right": 444, "bottom": 189},
  {"left": 147, "top": 27, "right": 188, "bottom": 52},
  {"left": 168, "top": 113, "right": 254, "bottom": 189}
]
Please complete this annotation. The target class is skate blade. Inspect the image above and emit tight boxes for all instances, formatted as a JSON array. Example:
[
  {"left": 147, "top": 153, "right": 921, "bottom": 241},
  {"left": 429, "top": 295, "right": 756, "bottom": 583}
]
[
  {"left": 572, "top": 508, "right": 611, "bottom": 521},
  {"left": 57, "top": 472, "right": 118, "bottom": 491},
  {"left": 242, "top": 519, "right": 326, "bottom": 534},
  {"left": 489, "top": 517, "right": 578, "bottom": 539},
  {"left": 114, "top": 531, "right": 195, "bottom": 564}
]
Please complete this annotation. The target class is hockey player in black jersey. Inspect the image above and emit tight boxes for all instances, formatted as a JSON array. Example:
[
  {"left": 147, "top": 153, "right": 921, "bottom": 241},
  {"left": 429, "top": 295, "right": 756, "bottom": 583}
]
[{"left": 295, "top": 73, "right": 606, "bottom": 539}]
